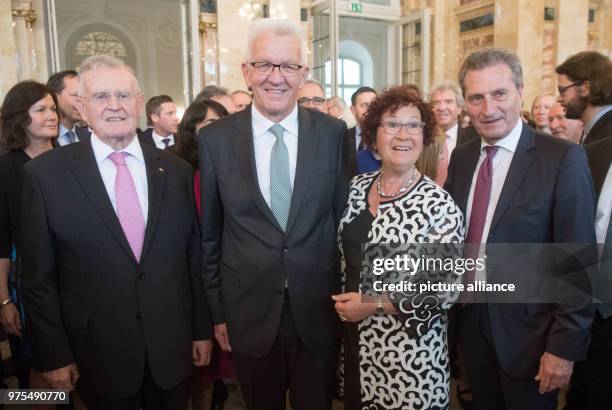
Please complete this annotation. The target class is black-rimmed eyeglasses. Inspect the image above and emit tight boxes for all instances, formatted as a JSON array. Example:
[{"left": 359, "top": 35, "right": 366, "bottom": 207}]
[
  {"left": 249, "top": 62, "right": 303, "bottom": 76},
  {"left": 558, "top": 81, "right": 583, "bottom": 95}
]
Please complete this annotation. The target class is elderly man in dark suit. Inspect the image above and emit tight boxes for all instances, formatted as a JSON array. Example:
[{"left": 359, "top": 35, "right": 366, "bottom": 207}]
[
  {"left": 444, "top": 48, "right": 596, "bottom": 410},
  {"left": 198, "top": 19, "right": 349, "bottom": 410},
  {"left": 21, "top": 54, "right": 212, "bottom": 410}
]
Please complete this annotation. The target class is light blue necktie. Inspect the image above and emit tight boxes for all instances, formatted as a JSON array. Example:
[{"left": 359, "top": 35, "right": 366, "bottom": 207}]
[
  {"left": 65, "top": 130, "right": 76, "bottom": 144},
  {"left": 269, "top": 124, "right": 292, "bottom": 231}
]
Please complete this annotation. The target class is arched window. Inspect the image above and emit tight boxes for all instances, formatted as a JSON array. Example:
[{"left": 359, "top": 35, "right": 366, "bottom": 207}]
[
  {"left": 74, "top": 32, "right": 127, "bottom": 57},
  {"left": 324, "top": 57, "right": 362, "bottom": 105}
]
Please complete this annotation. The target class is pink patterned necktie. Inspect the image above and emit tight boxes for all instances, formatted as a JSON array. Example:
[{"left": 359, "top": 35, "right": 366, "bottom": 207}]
[{"left": 108, "top": 151, "right": 145, "bottom": 261}]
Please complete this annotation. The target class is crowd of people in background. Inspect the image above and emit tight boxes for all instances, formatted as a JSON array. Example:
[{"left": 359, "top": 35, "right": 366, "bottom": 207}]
[{"left": 0, "top": 17, "right": 610, "bottom": 410}]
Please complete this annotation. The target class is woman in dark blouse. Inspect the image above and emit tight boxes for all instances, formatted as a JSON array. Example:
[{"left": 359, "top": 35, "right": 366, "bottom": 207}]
[{"left": 0, "top": 81, "right": 58, "bottom": 390}]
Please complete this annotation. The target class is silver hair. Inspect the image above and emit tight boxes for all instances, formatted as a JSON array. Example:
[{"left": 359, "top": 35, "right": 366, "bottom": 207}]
[
  {"left": 458, "top": 47, "right": 523, "bottom": 93},
  {"left": 327, "top": 96, "right": 346, "bottom": 110},
  {"left": 77, "top": 54, "right": 141, "bottom": 96},
  {"left": 429, "top": 82, "right": 464, "bottom": 108},
  {"left": 303, "top": 79, "right": 324, "bottom": 92},
  {"left": 245, "top": 19, "right": 307, "bottom": 65}
]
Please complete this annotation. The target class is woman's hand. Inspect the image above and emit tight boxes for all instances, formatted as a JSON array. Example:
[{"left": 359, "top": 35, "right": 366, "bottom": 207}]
[
  {"left": 332, "top": 292, "right": 376, "bottom": 323},
  {"left": 1, "top": 303, "right": 22, "bottom": 337}
]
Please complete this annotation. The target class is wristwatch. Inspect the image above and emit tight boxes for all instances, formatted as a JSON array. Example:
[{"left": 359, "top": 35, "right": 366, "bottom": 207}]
[{"left": 376, "top": 294, "right": 384, "bottom": 314}]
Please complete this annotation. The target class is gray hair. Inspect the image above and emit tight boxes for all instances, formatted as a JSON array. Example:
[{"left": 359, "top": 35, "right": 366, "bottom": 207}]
[
  {"left": 303, "top": 79, "right": 324, "bottom": 92},
  {"left": 327, "top": 96, "right": 346, "bottom": 110},
  {"left": 194, "top": 85, "right": 229, "bottom": 103},
  {"left": 246, "top": 19, "right": 307, "bottom": 65},
  {"left": 458, "top": 48, "right": 523, "bottom": 93},
  {"left": 77, "top": 54, "right": 140, "bottom": 96},
  {"left": 429, "top": 82, "right": 464, "bottom": 108}
]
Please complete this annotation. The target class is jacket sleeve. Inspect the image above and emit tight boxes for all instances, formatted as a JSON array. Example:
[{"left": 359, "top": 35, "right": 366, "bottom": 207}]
[
  {"left": 546, "top": 144, "right": 597, "bottom": 361},
  {"left": 198, "top": 133, "right": 225, "bottom": 324},
  {"left": 20, "top": 166, "right": 75, "bottom": 371}
]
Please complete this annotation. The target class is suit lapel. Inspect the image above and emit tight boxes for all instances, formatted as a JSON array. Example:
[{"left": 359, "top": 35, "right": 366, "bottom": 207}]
[
  {"left": 140, "top": 144, "right": 166, "bottom": 260},
  {"left": 230, "top": 110, "right": 280, "bottom": 229},
  {"left": 285, "top": 107, "right": 319, "bottom": 235},
  {"left": 489, "top": 127, "right": 535, "bottom": 232},
  {"left": 68, "top": 140, "right": 137, "bottom": 262}
]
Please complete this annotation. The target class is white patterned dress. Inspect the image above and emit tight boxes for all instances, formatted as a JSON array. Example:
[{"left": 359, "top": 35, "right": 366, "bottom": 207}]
[{"left": 337, "top": 171, "right": 464, "bottom": 410}]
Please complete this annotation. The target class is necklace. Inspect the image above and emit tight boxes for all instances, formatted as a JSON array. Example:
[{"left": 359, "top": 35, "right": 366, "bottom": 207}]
[{"left": 377, "top": 167, "right": 417, "bottom": 198}]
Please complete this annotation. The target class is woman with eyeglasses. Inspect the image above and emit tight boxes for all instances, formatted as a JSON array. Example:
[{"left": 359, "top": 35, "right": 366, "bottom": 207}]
[
  {"left": 332, "top": 86, "right": 464, "bottom": 409},
  {"left": 0, "top": 81, "right": 58, "bottom": 395}
]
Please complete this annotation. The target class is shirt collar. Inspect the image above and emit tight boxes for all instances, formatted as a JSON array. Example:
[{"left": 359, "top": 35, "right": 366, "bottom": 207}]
[
  {"left": 90, "top": 132, "right": 145, "bottom": 167},
  {"left": 251, "top": 103, "right": 299, "bottom": 138},
  {"left": 584, "top": 105, "right": 612, "bottom": 136},
  {"left": 480, "top": 118, "right": 522, "bottom": 154},
  {"left": 152, "top": 130, "right": 174, "bottom": 143},
  {"left": 445, "top": 123, "right": 458, "bottom": 140}
]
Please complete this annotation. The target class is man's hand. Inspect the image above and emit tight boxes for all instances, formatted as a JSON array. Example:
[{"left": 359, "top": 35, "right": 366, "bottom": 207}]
[
  {"left": 332, "top": 292, "right": 375, "bottom": 322},
  {"left": 43, "top": 363, "right": 79, "bottom": 391},
  {"left": 192, "top": 340, "right": 213, "bottom": 366},
  {"left": 534, "top": 352, "right": 574, "bottom": 394},
  {"left": 214, "top": 323, "right": 231, "bottom": 352},
  {"left": 1, "top": 304, "right": 22, "bottom": 337}
]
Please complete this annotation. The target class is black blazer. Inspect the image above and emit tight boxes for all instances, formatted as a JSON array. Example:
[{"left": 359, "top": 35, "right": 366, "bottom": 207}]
[
  {"left": 444, "top": 125, "right": 596, "bottom": 378},
  {"left": 139, "top": 128, "right": 155, "bottom": 147},
  {"left": 20, "top": 140, "right": 211, "bottom": 399},
  {"left": 584, "top": 109, "right": 612, "bottom": 145},
  {"left": 456, "top": 125, "right": 480, "bottom": 146},
  {"left": 346, "top": 126, "right": 358, "bottom": 176},
  {"left": 0, "top": 150, "right": 30, "bottom": 258},
  {"left": 585, "top": 134, "right": 612, "bottom": 199},
  {"left": 198, "top": 107, "right": 349, "bottom": 358}
]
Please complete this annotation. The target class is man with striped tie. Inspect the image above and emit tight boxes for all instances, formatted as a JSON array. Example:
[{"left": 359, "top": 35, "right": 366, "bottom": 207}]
[
  {"left": 21, "top": 54, "right": 212, "bottom": 409},
  {"left": 198, "top": 19, "right": 349, "bottom": 410}
]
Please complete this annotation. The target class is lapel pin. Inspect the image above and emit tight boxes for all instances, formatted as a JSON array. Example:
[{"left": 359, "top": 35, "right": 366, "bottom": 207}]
[{"left": 159, "top": 167, "right": 164, "bottom": 172}]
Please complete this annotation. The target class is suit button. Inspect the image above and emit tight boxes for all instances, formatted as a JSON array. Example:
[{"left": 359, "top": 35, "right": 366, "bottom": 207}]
[
  {"left": 138, "top": 272, "right": 145, "bottom": 279},
  {"left": 282, "top": 247, "right": 288, "bottom": 253}
]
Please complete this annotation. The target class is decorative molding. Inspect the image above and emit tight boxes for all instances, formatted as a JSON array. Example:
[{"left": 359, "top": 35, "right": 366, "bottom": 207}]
[
  {"left": 199, "top": 21, "right": 218, "bottom": 32},
  {"left": 12, "top": 8, "right": 37, "bottom": 25}
]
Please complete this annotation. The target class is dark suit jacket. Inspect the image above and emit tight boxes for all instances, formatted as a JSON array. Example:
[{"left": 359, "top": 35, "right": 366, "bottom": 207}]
[
  {"left": 346, "top": 127, "right": 358, "bottom": 176},
  {"left": 75, "top": 125, "right": 91, "bottom": 142},
  {"left": 198, "top": 107, "right": 349, "bottom": 358},
  {"left": 139, "top": 128, "right": 155, "bottom": 147},
  {"left": 585, "top": 134, "right": 612, "bottom": 199},
  {"left": 20, "top": 139, "right": 211, "bottom": 400},
  {"left": 444, "top": 125, "right": 596, "bottom": 379},
  {"left": 584, "top": 109, "right": 612, "bottom": 145},
  {"left": 456, "top": 125, "right": 480, "bottom": 146}
]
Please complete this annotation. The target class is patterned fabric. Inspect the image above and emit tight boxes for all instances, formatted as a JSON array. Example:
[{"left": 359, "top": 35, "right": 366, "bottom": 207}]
[
  {"left": 337, "top": 171, "right": 464, "bottom": 409},
  {"left": 269, "top": 124, "right": 291, "bottom": 230},
  {"left": 109, "top": 151, "right": 145, "bottom": 261}
]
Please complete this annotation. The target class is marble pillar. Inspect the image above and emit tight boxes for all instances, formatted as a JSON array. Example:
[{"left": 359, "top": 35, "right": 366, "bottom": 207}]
[
  {"left": 269, "top": 0, "right": 300, "bottom": 25},
  {"left": 555, "top": 0, "right": 589, "bottom": 65},
  {"left": 216, "top": 0, "right": 252, "bottom": 91},
  {"left": 494, "top": 0, "right": 545, "bottom": 108},
  {"left": 0, "top": 0, "right": 18, "bottom": 100}
]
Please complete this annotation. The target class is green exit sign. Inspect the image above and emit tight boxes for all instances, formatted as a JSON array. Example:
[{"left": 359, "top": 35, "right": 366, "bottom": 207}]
[{"left": 349, "top": 2, "right": 363, "bottom": 13}]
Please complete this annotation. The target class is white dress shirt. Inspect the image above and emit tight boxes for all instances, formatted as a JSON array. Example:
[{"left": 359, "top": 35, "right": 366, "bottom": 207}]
[
  {"left": 596, "top": 163, "right": 612, "bottom": 244},
  {"left": 57, "top": 124, "right": 80, "bottom": 146},
  {"left": 152, "top": 130, "right": 175, "bottom": 149},
  {"left": 90, "top": 133, "right": 149, "bottom": 224},
  {"left": 252, "top": 104, "right": 299, "bottom": 207},
  {"left": 465, "top": 119, "right": 523, "bottom": 244}
]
